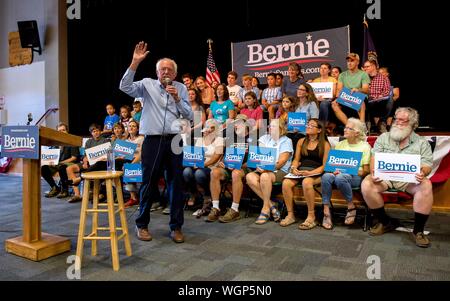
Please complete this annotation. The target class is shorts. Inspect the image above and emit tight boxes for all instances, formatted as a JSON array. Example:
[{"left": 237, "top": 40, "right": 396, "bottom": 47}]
[{"left": 383, "top": 180, "right": 409, "bottom": 192}]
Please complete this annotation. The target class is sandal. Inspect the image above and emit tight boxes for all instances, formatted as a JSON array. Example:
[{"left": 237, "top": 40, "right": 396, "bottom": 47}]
[
  {"left": 345, "top": 207, "right": 357, "bottom": 225},
  {"left": 299, "top": 219, "right": 317, "bottom": 230},
  {"left": 270, "top": 205, "right": 281, "bottom": 222},
  {"left": 255, "top": 212, "right": 270, "bottom": 225},
  {"left": 322, "top": 214, "right": 333, "bottom": 230},
  {"left": 280, "top": 216, "right": 296, "bottom": 227}
]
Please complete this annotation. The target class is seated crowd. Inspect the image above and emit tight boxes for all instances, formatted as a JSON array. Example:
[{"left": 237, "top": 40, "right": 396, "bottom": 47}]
[{"left": 42, "top": 54, "right": 435, "bottom": 249}]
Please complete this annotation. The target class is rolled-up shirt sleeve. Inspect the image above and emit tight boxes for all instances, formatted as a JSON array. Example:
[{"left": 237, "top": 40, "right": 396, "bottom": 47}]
[
  {"left": 175, "top": 84, "right": 193, "bottom": 121},
  {"left": 119, "top": 68, "right": 145, "bottom": 98}
]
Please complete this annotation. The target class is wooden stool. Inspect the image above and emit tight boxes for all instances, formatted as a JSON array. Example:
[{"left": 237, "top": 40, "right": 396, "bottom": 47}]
[{"left": 76, "top": 171, "right": 132, "bottom": 271}]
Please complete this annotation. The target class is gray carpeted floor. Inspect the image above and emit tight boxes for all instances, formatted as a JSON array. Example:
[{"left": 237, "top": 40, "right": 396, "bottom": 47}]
[{"left": 1, "top": 174, "right": 450, "bottom": 281}]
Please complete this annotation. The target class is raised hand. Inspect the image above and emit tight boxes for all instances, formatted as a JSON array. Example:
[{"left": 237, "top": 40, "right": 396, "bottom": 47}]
[{"left": 130, "top": 41, "right": 149, "bottom": 69}]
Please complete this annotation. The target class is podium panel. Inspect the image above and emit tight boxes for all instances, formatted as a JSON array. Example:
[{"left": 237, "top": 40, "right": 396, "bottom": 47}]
[{"left": 4, "top": 126, "right": 82, "bottom": 261}]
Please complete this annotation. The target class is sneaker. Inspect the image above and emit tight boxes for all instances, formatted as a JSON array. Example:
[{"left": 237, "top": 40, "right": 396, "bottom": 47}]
[
  {"left": 205, "top": 207, "right": 220, "bottom": 222},
  {"left": 124, "top": 198, "right": 139, "bottom": 208},
  {"left": 369, "top": 221, "right": 396, "bottom": 236},
  {"left": 219, "top": 208, "right": 241, "bottom": 223},
  {"left": 412, "top": 232, "right": 431, "bottom": 248},
  {"left": 162, "top": 207, "right": 170, "bottom": 215},
  {"left": 56, "top": 190, "right": 69, "bottom": 199},
  {"left": 150, "top": 202, "right": 161, "bottom": 212},
  {"left": 45, "top": 187, "right": 60, "bottom": 198},
  {"left": 192, "top": 209, "right": 202, "bottom": 217}
]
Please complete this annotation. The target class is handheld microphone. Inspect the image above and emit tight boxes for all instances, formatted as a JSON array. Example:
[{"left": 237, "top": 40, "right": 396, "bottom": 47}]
[
  {"left": 162, "top": 77, "right": 172, "bottom": 87},
  {"left": 27, "top": 113, "right": 33, "bottom": 125}
]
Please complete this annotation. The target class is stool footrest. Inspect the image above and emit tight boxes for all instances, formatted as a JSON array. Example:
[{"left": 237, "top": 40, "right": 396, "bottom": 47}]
[
  {"left": 86, "top": 209, "right": 109, "bottom": 213},
  {"left": 98, "top": 203, "right": 118, "bottom": 207},
  {"left": 83, "top": 236, "right": 112, "bottom": 240},
  {"left": 96, "top": 227, "right": 124, "bottom": 231}
]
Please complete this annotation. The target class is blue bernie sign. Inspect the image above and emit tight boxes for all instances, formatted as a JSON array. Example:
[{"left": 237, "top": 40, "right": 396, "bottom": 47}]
[
  {"left": 287, "top": 112, "right": 307, "bottom": 132},
  {"left": 224, "top": 147, "right": 245, "bottom": 170},
  {"left": 325, "top": 149, "right": 362, "bottom": 176},
  {"left": 123, "top": 163, "right": 142, "bottom": 183},
  {"left": 182, "top": 146, "right": 205, "bottom": 168},
  {"left": 1, "top": 126, "right": 39, "bottom": 159},
  {"left": 336, "top": 87, "right": 366, "bottom": 111},
  {"left": 113, "top": 139, "right": 137, "bottom": 161},
  {"left": 247, "top": 146, "right": 276, "bottom": 171}
]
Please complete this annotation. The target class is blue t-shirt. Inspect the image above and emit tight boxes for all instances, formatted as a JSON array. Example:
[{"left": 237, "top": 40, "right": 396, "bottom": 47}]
[
  {"left": 210, "top": 100, "right": 235, "bottom": 124},
  {"left": 104, "top": 114, "right": 120, "bottom": 130},
  {"left": 133, "top": 111, "right": 142, "bottom": 122}
]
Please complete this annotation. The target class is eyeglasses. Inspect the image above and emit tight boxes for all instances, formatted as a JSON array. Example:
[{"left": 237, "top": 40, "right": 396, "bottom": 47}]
[
  {"left": 297, "top": 88, "right": 307, "bottom": 92},
  {"left": 344, "top": 127, "right": 357, "bottom": 131},
  {"left": 306, "top": 124, "right": 319, "bottom": 129}
]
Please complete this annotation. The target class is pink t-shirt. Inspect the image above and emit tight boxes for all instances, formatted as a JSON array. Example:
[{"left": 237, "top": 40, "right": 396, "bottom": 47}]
[{"left": 240, "top": 107, "right": 263, "bottom": 121}]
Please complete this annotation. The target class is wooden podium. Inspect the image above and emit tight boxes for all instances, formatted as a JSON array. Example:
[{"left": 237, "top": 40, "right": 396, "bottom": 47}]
[{"left": 5, "top": 126, "right": 82, "bottom": 261}]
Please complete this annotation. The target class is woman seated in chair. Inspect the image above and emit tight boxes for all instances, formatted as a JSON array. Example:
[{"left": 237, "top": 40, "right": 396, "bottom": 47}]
[
  {"left": 123, "top": 120, "right": 145, "bottom": 208},
  {"left": 321, "top": 118, "right": 371, "bottom": 229},
  {"left": 281, "top": 118, "right": 330, "bottom": 229},
  {"left": 246, "top": 118, "right": 293, "bottom": 225},
  {"left": 184, "top": 119, "right": 224, "bottom": 218}
]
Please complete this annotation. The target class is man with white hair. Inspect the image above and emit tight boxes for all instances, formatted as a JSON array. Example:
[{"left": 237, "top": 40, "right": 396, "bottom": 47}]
[
  {"left": 361, "top": 107, "right": 433, "bottom": 247},
  {"left": 120, "top": 41, "right": 193, "bottom": 243}
]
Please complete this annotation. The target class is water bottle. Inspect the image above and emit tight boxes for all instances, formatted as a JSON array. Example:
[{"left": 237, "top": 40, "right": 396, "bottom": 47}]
[{"left": 107, "top": 147, "right": 115, "bottom": 172}]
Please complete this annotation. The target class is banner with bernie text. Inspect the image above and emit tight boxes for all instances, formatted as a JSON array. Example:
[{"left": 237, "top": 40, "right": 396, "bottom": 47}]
[{"left": 232, "top": 26, "right": 349, "bottom": 83}]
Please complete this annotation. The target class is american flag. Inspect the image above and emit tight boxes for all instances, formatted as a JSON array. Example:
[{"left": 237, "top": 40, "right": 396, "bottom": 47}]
[{"left": 206, "top": 46, "right": 220, "bottom": 86}]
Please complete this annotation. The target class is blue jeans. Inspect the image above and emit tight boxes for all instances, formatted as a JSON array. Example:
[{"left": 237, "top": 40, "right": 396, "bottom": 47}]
[
  {"left": 321, "top": 173, "right": 362, "bottom": 205},
  {"left": 183, "top": 167, "right": 211, "bottom": 196},
  {"left": 319, "top": 100, "right": 332, "bottom": 122}
]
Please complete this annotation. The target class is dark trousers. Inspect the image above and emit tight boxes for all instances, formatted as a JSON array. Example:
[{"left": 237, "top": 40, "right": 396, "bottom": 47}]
[
  {"left": 41, "top": 164, "right": 70, "bottom": 190},
  {"left": 136, "top": 135, "right": 184, "bottom": 231}
]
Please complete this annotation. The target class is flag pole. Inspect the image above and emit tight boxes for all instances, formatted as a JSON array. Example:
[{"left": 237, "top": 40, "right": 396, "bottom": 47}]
[{"left": 207, "top": 38, "right": 213, "bottom": 52}]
